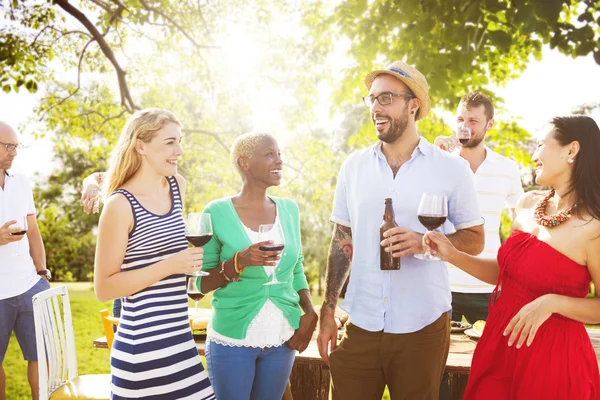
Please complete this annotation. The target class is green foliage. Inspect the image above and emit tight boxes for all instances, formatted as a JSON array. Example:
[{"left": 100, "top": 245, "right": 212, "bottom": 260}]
[
  {"left": 304, "top": 0, "right": 600, "bottom": 110},
  {"left": 414, "top": 114, "right": 454, "bottom": 143},
  {"left": 31, "top": 90, "right": 117, "bottom": 281},
  {"left": 499, "top": 210, "right": 514, "bottom": 243},
  {"left": 37, "top": 205, "right": 97, "bottom": 281},
  {"left": 486, "top": 120, "right": 535, "bottom": 167},
  {"left": 0, "top": 3, "right": 60, "bottom": 94},
  {"left": 277, "top": 132, "right": 347, "bottom": 292}
]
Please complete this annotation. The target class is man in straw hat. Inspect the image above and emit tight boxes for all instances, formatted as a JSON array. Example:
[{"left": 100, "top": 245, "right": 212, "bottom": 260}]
[{"left": 317, "top": 61, "right": 485, "bottom": 399}]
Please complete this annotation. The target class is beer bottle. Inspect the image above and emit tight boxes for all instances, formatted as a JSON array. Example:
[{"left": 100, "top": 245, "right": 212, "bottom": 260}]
[{"left": 380, "top": 198, "right": 401, "bottom": 270}]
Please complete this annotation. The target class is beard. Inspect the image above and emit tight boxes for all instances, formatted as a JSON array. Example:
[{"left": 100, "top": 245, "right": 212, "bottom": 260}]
[
  {"left": 375, "top": 103, "right": 410, "bottom": 144},
  {"left": 462, "top": 127, "right": 486, "bottom": 148}
]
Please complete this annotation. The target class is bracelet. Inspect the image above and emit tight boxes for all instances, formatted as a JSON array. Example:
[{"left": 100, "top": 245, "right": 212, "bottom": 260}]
[
  {"left": 234, "top": 251, "right": 244, "bottom": 275},
  {"left": 219, "top": 266, "right": 230, "bottom": 282},
  {"left": 220, "top": 261, "right": 239, "bottom": 283}
]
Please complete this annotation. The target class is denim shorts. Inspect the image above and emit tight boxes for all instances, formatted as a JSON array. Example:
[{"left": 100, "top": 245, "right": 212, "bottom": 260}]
[{"left": 0, "top": 278, "right": 51, "bottom": 363}]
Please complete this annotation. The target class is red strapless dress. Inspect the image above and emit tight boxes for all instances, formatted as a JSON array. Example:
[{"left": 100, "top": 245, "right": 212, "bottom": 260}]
[{"left": 464, "top": 230, "right": 600, "bottom": 400}]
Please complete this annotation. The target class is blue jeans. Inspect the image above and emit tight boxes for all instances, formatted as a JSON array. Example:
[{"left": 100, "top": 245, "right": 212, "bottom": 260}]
[
  {"left": 113, "top": 298, "right": 122, "bottom": 318},
  {"left": 205, "top": 340, "right": 295, "bottom": 400}
]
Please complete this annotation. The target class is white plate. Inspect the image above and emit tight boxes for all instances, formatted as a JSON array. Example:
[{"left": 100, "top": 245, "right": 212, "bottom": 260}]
[
  {"left": 450, "top": 322, "right": 472, "bottom": 333},
  {"left": 464, "top": 328, "right": 482, "bottom": 338}
]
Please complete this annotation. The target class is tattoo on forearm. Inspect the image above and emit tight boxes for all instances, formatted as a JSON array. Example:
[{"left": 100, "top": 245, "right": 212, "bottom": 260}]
[{"left": 324, "top": 224, "right": 353, "bottom": 310}]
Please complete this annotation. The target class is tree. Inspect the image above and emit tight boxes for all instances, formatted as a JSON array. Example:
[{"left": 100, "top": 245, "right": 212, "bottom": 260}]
[
  {"left": 1, "top": 0, "right": 224, "bottom": 111},
  {"left": 5, "top": 0, "right": 335, "bottom": 284},
  {"left": 304, "top": 0, "right": 600, "bottom": 111},
  {"left": 6, "top": 0, "right": 589, "bottom": 289}
]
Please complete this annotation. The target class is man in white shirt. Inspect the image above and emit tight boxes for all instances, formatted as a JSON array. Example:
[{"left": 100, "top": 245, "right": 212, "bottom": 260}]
[
  {"left": 434, "top": 93, "right": 524, "bottom": 400},
  {"left": 434, "top": 93, "right": 524, "bottom": 323},
  {"left": 0, "top": 121, "right": 50, "bottom": 400},
  {"left": 317, "top": 61, "right": 485, "bottom": 400}
]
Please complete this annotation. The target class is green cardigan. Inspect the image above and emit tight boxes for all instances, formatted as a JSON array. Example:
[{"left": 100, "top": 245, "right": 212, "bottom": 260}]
[{"left": 197, "top": 196, "right": 310, "bottom": 340}]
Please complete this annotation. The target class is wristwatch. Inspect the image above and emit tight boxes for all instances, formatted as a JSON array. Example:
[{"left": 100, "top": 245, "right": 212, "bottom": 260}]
[{"left": 37, "top": 269, "right": 51, "bottom": 280}]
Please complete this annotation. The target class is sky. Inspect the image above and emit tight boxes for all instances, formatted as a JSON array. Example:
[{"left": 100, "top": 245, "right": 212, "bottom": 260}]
[
  {"left": 1, "top": 45, "right": 599, "bottom": 179},
  {"left": 493, "top": 47, "right": 600, "bottom": 135}
]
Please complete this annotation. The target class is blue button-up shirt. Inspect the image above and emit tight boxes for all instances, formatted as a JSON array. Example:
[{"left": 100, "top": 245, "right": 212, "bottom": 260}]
[{"left": 331, "top": 138, "right": 483, "bottom": 333}]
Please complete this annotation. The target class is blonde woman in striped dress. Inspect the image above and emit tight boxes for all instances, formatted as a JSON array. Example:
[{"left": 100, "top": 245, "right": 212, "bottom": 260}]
[{"left": 93, "top": 109, "right": 214, "bottom": 399}]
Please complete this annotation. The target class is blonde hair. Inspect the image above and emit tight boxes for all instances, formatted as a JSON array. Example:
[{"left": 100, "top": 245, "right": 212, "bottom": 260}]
[
  {"left": 230, "top": 132, "right": 273, "bottom": 173},
  {"left": 105, "top": 108, "right": 181, "bottom": 196}
]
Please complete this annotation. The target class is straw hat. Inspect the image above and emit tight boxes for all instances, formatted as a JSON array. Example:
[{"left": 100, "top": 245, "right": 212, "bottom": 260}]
[{"left": 364, "top": 60, "right": 431, "bottom": 120}]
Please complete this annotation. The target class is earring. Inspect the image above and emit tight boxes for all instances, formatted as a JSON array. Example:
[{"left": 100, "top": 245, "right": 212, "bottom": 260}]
[
  {"left": 411, "top": 110, "right": 415, "bottom": 114},
  {"left": 567, "top": 158, "right": 574, "bottom": 164}
]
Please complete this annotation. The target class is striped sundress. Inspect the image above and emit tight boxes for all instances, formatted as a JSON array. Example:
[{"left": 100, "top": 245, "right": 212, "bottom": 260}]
[{"left": 109, "top": 176, "right": 214, "bottom": 400}]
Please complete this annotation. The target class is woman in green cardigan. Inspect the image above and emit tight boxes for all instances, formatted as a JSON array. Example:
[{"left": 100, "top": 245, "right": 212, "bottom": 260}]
[{"left": 197, "top": 132, "right": 318, "bottom": 400}]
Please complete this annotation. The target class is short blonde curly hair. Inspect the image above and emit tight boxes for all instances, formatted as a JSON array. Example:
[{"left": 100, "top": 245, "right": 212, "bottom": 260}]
[{"left": 230, "top": 132, "right": 274, "bottom": 173}]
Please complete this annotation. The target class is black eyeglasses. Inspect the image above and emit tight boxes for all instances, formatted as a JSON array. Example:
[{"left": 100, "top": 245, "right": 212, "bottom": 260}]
[
  {"left": 362, "top": 92, "right": 414, "bottom": 107},
  {"left": 0, "top": 142, "right": 22, "bottom": 152}
]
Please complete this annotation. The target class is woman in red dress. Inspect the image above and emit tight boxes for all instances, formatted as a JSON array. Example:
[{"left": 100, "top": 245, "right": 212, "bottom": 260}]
[{"left": 425, "top": 115, "right": 600, "bottom": 399}]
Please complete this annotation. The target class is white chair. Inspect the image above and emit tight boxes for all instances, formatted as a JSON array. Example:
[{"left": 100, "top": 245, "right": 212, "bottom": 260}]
[{"left": 33, "top": 285, "right": 111, "bottom": 400}]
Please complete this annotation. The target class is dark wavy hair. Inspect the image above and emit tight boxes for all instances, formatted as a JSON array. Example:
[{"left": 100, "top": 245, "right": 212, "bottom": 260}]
[{"left": 551, "top": 115, "right": 600, "bottom": 221}]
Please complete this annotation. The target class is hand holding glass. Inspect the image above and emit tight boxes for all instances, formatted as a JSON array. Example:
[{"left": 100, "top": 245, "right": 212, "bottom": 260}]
[
  {"left": 184, "top": 213, "right": 211, "bottom": 276},
  {"left": 9, "top": 216, "right": 27, "bottom": 256},
  {"left": 415, "top": 194, "right": 448, "bottom": 261},
  {"left": 258, "top": 224, "right": 286, "bottom": 285}
]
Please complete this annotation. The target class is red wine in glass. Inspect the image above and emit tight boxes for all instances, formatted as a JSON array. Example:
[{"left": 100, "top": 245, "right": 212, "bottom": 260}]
[
  {"left": 9, "top": 216, "right": 28, "bottom": 256},
  {"left": 259, "top": 244, "right": 285, "bottom": 251},
  {"left": 187, "top": 292, "right": 204, "bottom": 302},
  {"left": 415, "top": 194, "right": 448, "bottom": 261},
  {"left": 418, "top": 215, "right": 447, "bottom": 231},
  {"left": 186, "top": 276, "right": 203, "bottom": 313},
  {"left": 258, "top": 223, "right": 286, "bottom": 285},
  {"left": 185, "top": 213, "right": 212, "bottom": 276},
  {"left": 186, "top": 234, "right": 212, "bottom": 247},
  {"left": 456, "top": 124, "right": 471, "bottom": 149}
]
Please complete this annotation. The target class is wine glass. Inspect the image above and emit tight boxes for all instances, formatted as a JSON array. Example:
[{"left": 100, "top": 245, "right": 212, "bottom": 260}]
[
  {"left": 9, "top": 216, "right": 27, "bottom": 256},
  {"left": 456, "top": 123, "right": 472, "bottom": 148},
  {"left": 184, "top": 212, "right": 211, "bottom": 276},
  {"left": 415, "top": 194, "right": 448, "bottom": 261},
  {"left": 186, "top": 276, "right": 204, "bottom": 314},
  {"left": 258, "top": 223, "right": 286, "bottom": 286}
]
